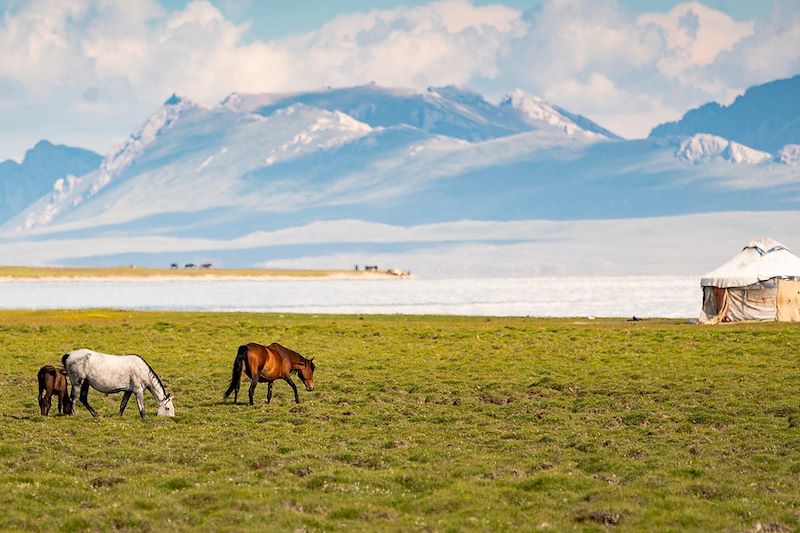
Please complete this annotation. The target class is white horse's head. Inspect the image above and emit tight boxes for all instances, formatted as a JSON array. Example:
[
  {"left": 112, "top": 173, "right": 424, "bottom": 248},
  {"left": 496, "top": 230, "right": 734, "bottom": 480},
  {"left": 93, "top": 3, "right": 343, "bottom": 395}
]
[{"left": 157, "top": 395, "right": 175, "bottom": 417}]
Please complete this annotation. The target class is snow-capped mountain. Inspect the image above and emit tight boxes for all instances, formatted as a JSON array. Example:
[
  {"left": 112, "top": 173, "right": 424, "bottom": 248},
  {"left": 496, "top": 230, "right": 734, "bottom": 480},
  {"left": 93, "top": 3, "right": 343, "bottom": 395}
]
[
  {"left": 0, "top": 140, "right": 101, "bottom": 224},
  {"left": 675, "top": 134, "right": 772, "bottom": 165},
  {"left": 10, "top": 95, "right": 385, "bottom": 231},
  {"left": 499, "top": 89, "right": 619, "bottom": 140},
  {"left": 650, "top": 75, "right": 800, "bottom": 154},
  {"left": 223, "top": 84, "right": 619, "bottom": 142},
  {"left": 11, "top": 84, "right": 627, "bottom": 233},
  {"left": 2, "top": 77, "right": 800, "bottom": 273}
]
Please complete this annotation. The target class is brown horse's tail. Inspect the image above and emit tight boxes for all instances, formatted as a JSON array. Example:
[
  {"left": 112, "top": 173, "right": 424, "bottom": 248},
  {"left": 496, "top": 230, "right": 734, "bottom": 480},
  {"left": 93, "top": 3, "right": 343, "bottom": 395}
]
[{"left": 224, "top": 345, "right": 249, "bottom": 400}]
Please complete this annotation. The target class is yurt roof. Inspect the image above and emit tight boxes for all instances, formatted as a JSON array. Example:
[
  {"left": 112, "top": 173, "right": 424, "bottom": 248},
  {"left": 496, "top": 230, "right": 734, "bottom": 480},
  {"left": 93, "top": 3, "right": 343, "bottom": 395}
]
[{"left": 701, "top": 238, "right": 800, "bottom": 288}]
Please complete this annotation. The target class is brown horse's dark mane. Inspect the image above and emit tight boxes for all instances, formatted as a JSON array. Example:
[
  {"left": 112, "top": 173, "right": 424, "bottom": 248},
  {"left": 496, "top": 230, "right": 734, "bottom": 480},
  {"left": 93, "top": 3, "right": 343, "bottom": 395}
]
[{"left": 270, "top": 343, "right": 315, "bottom": 371}]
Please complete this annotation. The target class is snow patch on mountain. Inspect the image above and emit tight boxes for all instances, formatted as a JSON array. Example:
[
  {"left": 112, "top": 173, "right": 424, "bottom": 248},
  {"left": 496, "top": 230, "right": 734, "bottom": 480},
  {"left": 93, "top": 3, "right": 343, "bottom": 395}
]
[
  {"left": 220, "top": 83, "right": 618, "bottom": 143},
  {"left": 500, "top": 89, "right": 603, "bottom": 139},
  {"left": 96, "top": 94, "right": 197, "bottom": 194},
  {"left": 17, "top": 95, "right": 199, "bottom": 230},
  {"left": 676, "top": 134, "right": 771, "bottom": 165},
  {"left": 7, "top": 101, "right": 379, "bottom": 232}
]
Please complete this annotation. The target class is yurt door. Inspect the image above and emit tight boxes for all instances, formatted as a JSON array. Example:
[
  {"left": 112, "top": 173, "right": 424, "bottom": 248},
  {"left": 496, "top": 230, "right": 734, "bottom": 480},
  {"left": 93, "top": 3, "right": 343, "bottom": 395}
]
[{"left": 776, "top": 280, "right": 800, "bottom": 322}]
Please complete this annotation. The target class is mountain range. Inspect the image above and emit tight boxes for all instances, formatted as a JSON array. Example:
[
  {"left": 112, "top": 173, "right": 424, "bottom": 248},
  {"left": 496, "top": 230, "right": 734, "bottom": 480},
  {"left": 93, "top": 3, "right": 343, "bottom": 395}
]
[
  {"left": 0, "top": 141, "right": 101, "bottom": 224},
  {"left": 1, "top": 76, "right": 798, "bottom": 276}
]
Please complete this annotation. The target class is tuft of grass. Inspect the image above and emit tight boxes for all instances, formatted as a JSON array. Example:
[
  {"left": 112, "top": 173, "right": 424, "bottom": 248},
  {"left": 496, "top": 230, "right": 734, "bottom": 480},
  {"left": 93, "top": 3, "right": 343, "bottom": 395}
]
[{"left": 0, "top": 310, "right": 799, "bottom": 531}]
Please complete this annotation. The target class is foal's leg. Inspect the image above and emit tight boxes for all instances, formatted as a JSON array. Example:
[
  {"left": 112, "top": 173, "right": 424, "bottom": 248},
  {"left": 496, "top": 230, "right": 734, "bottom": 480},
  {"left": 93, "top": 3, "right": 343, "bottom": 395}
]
[
  {"left": 119, "top": 391, "right": 133, "bottom": 416},
  {"left": 43, "top": 388, "right": 53, "bottom": 415},
  {"left": 79, "top": 381, "right": 98, "bottom": 418},
  {"left": 56, "top": 391, "right": 63, "bottom": 415},
  {"left": 38, "top": 382, "right": 47, "bottom": 415},
  {"left": 285, "top": 377, "right": 300, "bottom": 404},
  {"left": 267, "top": 381, "right": 273, "bottom": 404},
  {"left": 134, "top": 390, "right": 146, "bottom": 419}
]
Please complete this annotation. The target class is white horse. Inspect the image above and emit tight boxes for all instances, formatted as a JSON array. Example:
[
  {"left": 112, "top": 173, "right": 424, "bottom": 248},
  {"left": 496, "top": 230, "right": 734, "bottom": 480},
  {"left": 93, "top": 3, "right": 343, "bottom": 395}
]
[{"left": 62, "top": 349, "right": 175, "bottom": 418}]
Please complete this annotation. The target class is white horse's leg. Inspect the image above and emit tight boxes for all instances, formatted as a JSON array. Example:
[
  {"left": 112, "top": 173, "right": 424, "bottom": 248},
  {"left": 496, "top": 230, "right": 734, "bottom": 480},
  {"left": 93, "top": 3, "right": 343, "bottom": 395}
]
[
  {"left": 79, "top": 381, "right": 98, "bottom": 418},
  {"left": 134, "top": 390, "right": 146, "bottom": 419},
  {"left": 69, "top": 380, "right": 78, "bottom": 410},
  {"left": 119, "top": 391, "right": 132, "bottom": 416}
]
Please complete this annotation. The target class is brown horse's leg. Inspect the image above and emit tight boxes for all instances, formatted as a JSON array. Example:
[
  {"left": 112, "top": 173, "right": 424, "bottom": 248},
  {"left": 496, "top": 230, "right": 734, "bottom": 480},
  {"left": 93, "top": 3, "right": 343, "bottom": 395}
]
[
  {"left": 248, "top": 374, "right": 259, "bottom": 406},
  {"left": 79, "top": 381, "right": 98, "bottom": 418},
  {"left": 234, "top": 371, "right": 246, "bottom": 404},
  {"left": 285, "top": 377, "right": 300, "bottom": 403},
  {"left": 119, "top": 391, "right": 132, "bottom": 416},
  {"left": 267, "top": 381, "right": 273, "bottom": 404},
  {"left": 57, "top": 392, "right": 63, "bottom": 414}
]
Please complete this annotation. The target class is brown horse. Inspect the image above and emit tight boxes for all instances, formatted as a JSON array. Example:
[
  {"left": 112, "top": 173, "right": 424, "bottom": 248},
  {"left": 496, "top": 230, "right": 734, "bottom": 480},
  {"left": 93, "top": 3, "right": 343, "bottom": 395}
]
[
  {"left": 224, "top": 343, "right": 316, "bottom": 405},
  {"left": 37, "top": 365, "right": 74, "bottom": 415}
]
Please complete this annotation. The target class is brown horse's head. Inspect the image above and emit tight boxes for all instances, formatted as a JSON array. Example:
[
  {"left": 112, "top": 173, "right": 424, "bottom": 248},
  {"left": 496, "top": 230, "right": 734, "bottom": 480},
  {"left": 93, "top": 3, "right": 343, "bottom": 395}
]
[{"left": 294, "top": 357, "right": 316, "bottom": 392}]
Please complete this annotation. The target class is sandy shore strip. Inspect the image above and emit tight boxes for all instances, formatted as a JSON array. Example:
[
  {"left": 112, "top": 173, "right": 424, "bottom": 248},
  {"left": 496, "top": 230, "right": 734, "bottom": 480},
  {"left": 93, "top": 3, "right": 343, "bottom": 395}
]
[{"left": 0, "top": 267, "right": 410, "bottom": 282}]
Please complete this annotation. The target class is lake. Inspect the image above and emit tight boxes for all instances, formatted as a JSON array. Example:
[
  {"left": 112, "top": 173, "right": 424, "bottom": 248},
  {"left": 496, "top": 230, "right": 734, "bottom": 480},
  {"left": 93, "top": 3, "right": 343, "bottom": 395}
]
[{"left": 0, "top": 276, "right": 700, "bottom": 317}]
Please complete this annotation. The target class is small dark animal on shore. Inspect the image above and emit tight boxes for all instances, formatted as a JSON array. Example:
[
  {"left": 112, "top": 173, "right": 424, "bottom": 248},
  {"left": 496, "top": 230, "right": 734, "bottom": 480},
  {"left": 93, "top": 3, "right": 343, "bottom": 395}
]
[
  {"left": 224, "top": 342, "right": 315, "bottom": 405},
  {"left": 37, "top": 365, "right": 73, "bottom": 415},
  {"left": 200, "top": 263, "right": 212, "bottom": 269},
  {"left": 184, "top": 263, "right": 195, "bottom": 268},
  {"left": 170, "top": 263, "right": 178, "bottom": 269}
]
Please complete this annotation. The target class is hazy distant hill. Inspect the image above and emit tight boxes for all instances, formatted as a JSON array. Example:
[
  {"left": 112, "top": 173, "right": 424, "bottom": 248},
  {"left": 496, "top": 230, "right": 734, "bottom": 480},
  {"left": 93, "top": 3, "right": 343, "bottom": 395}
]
[
  {"left": 649, "top": 75, "right": 800, "bottom": 154},
  {"left": 0, "top": 140, "right": 101, "bottom": 223}
]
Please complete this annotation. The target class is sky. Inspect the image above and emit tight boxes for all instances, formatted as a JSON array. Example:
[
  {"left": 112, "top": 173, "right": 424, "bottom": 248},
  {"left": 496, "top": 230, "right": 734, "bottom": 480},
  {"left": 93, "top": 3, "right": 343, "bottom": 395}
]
[{"left": 1, "top": 0, "right": 799, "bottom": 162}]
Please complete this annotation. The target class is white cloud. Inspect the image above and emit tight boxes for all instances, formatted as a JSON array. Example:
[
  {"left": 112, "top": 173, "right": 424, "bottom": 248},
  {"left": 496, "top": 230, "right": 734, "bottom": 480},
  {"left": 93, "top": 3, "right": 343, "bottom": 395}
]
[
  {"left": 702, "top": 1, "right": 800, "bottom": 94},
  {"left": 639, "top": 1, "right": 754, "bottom": 74}
]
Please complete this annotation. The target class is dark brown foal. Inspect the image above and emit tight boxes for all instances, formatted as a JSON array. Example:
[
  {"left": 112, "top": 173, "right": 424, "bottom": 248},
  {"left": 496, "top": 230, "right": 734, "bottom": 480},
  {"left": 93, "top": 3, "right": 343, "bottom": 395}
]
[{"left": 37, "top": 365, "right": 74, "bottom": 415}]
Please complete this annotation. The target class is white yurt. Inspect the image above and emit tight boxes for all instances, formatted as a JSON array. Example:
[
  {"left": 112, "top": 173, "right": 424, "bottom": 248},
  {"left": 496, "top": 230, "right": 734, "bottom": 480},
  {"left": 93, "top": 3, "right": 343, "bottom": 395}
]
[{"left": 701, "top": 238, "right": 800, "bottom": 323}]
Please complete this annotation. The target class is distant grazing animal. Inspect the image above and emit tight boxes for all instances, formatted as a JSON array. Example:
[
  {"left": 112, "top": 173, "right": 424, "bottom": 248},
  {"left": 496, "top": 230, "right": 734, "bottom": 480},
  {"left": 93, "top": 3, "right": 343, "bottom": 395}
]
[
  {"left": 170, "top": 263, "right": 178, "bottom": 269},
  {"left": 62, "top": 349, "right": 175, "bottom": 418},
  {"left": 224, "top": 343, "right": 315, "bottom": 405},
  {"left": 184, "top": 263, "right": 195, "bottom": 268},
  {"left": 200, "top": 263, "right": 212, "bottom": 269},
  {"left": 37, "top": 365, "right": 73, "bottom": 416}
]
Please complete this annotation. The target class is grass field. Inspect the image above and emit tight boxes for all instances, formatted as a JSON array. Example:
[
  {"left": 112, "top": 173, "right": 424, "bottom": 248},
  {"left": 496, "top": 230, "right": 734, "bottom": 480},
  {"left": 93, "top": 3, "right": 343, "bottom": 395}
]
[
  {"left": 0, "top": 266, "right": 375, "bottom": 279},
  {"left": 1, "top": 310, "right": 799, "bottom": 531}
]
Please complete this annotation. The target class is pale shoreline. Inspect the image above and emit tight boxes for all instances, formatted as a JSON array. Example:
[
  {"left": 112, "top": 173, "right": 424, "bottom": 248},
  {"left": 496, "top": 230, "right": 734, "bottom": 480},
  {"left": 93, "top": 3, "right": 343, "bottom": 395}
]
[{"left": 0, "top": 271, "right": 409, "bottom": 282}]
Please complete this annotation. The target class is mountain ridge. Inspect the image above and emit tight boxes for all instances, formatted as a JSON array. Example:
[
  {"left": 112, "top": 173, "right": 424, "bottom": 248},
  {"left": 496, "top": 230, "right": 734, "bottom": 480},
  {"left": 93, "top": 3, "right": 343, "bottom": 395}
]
[
  {"left": 0, "top": 140, "right": 101, "bottom": 224},
  {"left": 649, "top": 75, "right": 800, "bottom": 154},
  {"left": 1, "top": 76, "right": 799, "bottom": 273}
]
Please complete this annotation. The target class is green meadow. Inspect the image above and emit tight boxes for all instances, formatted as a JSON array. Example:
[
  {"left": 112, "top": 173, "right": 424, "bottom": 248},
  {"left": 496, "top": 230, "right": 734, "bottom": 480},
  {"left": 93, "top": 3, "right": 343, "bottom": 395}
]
[{"left": 1, "top": 310, "right": 799, "bottom": 531}]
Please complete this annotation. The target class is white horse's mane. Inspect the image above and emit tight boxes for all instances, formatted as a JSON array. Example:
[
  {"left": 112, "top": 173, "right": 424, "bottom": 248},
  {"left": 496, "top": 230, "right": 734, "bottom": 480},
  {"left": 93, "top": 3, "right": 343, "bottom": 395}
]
[{"left": 135, "top": 355, "right": 168, "bottom": 398}]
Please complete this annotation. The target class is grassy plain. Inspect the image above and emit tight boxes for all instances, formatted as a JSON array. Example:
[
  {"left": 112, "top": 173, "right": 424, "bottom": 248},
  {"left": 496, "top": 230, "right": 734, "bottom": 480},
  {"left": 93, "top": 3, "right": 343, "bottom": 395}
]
[
  {"left": 0, "top": 310, "right": 799, "bottom": 531},
  {"left": 0, "top": 266, "right": 373, "bottom": 279}
]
